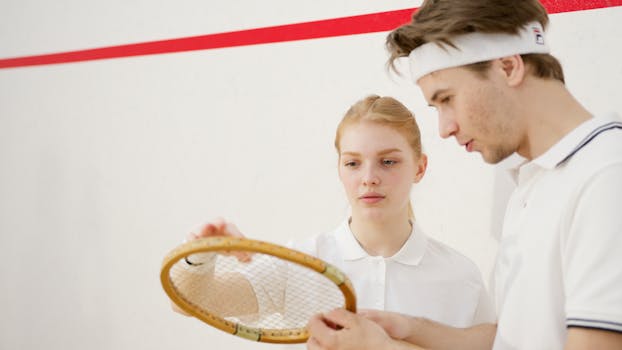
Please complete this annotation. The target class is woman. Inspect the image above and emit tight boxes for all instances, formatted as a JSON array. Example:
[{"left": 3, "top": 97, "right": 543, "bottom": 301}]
[{"left": 175, "top": 95, "right": 494, "bottom": 329}]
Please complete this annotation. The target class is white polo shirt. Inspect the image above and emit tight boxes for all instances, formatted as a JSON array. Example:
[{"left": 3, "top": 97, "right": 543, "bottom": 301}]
[
  {"left": 293, "top": 219, "right": 495, "bottom": 327},
  {"left": 493, "top": 115, "right": 622, "bottom": 350}
]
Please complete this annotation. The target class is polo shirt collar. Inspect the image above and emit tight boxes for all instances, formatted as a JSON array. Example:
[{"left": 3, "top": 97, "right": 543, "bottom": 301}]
[
  {"left": 508, "top": 115, "right": 622, "bottom": 182},
  {"left": 335, "top": 219, "right": 427, "bottom": 266},
  {"left": 532, "top": 116, "right": 616, "bottom": 169},
  {"left": 389, "top": 223, "right": 428, "bottom": 266}
]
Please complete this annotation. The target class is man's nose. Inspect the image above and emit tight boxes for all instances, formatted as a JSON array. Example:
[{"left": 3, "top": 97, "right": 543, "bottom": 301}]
[{"left": 438, "top": 112, "right": 459, "bottom": 139}]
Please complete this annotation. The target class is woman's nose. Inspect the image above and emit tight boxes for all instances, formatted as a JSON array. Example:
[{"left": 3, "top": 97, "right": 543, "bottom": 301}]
[{"left": 361, "top": 166, "right": 380, "bottom": 186}]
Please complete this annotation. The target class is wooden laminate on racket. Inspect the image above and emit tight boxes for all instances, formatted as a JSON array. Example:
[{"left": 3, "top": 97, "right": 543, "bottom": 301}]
[{"left": 161, "top": 236, "right": 357, "bottom": 343}]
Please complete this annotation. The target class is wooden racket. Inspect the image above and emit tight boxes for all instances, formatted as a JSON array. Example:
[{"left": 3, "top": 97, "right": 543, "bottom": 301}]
[{"left": 160, "top": 236, "right": 357, "bottom": 343}]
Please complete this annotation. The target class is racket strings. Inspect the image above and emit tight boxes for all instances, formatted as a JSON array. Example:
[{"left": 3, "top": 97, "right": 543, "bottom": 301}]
[
  {"left": 170, "top": 255, "right": 259, "bottom": 318},
  {"left": 168, "top": 250, "right": 345, "bottom": 330}
]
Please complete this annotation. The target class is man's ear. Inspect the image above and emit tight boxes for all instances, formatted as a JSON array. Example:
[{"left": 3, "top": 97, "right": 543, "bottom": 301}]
[
  {"left": 414, "top": 154, "right": 428, "bottom": 183},
  {"left": 497, "top": 54, "right": 526, "bottom": 87}
]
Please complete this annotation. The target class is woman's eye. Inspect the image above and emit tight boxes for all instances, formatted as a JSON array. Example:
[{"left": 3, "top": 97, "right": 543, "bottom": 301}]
[
  {"left": 382, "top": 159, "right": 397, "bottom": 166},
  {"left": 344, "top": 161, "right": 358, "bottom": 167},
  {"left": 441, "top": 95, "right": 452, "bottom": 104}
]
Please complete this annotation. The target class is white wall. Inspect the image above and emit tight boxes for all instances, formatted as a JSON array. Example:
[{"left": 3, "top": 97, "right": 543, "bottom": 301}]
[{"left": 1, "top": 2, "right": 621, "bottom": 349}]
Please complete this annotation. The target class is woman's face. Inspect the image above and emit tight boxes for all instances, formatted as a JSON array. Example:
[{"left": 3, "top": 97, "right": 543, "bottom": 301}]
[{"left": 338, "top": 121, "right": 426, "bottom": 222}]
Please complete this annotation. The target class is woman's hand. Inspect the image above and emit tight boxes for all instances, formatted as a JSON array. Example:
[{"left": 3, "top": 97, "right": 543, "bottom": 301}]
[{"left": 185, "top": 217, "right": 252, "bottom": 262}]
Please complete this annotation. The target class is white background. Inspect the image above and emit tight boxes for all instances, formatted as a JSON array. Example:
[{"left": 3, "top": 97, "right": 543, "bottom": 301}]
[{"left": 1, "top": 1, "right": 621, "bottom": 349}]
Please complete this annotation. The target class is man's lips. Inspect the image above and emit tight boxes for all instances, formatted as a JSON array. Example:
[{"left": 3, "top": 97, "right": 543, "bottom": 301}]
[
  {"left": 459, "top": 139, "right": 474, "bottom": 152},
  {"left": 465, "top": 140, "right": 474, "bottom": 152}
]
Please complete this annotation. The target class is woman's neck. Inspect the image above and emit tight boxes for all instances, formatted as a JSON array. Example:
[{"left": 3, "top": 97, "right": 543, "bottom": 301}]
[{"left": 349, "top": 213, "right": 413, "bottom": 258}]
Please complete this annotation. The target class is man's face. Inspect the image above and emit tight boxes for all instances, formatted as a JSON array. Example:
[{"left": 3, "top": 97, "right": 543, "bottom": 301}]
[{"left": 418, "top": 65, "right": 522, "bottom": 164}]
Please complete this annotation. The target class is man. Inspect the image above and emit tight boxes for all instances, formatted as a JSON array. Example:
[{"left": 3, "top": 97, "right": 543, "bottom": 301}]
[{"left": 307, "top": 0, "right": 622, "bottom": 349}]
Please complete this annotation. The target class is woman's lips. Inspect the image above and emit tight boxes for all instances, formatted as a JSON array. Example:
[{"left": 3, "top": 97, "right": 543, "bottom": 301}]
[{"left": 359, "top": 194, "right": 385, "bottom": 204}]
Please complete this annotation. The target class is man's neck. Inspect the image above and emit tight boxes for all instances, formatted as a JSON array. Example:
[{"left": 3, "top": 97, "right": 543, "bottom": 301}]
[{"left": 516, "top": 78, "right": 592, "bottom": 160}]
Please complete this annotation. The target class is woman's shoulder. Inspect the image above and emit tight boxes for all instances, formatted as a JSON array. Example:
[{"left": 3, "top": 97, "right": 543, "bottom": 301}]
[
  {"left": 288, "top": 223, "right": 343, "bottom": 257},
  {"left": 422, "top": 233, "right": 482, "bottom": 278}
]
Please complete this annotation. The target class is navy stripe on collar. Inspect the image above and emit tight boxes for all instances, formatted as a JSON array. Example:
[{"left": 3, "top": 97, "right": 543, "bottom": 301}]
[{"left": 557, "top": 121, "right": 622, "bottom": 166}]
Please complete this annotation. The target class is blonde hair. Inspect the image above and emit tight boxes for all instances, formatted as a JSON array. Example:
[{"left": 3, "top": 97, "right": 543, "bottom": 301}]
[
  {"left": 335, "top": 95, "right": 423, "bottom": 219},
  {"left": 386, "top": 0, "right": 564, "bottom": 82}
]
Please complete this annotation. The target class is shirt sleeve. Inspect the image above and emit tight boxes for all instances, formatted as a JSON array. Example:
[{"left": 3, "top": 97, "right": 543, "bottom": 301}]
[
  {"left": 563, "top": 163, "right": 622, "bottom": 333},
  {"left": 471, "top": 281, "right": 497, "bottom": 325}
]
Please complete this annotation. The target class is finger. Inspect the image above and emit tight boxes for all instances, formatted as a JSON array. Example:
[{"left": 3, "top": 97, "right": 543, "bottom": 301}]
[
  {"left": 231, "top": 251, "right": 253, "bottom": 263},
  {"left": 197, "top": 221, "right": 227, "bottom": 238},
  {"left": 306, "top": 336, "right": 324, "bottom": 350},
  {"left": 358, "top": 309, "right": 374, "bottom": 317},
  {"left": 307, "top": 314, "right": 337, "bottom": 347},
  {"left": 201, "top": 223, "right": 220, "bottom": 237},
  {"left": 224, "top": 221, "right": 245, "bottom": 237},
  {"left": 323, "top": 308, "right": 358, "bottom": 329},
  {"left": 184, "top": 232, "right": 199, "bottom": 242},
  {"left": 189, "top": 219, "right": 252, "bottom": 261},
  {"left": 358, "top": 309, "right": 382, "bottom": 321},
  {"left": 199, "top": 218, "right": 245, "bottom": 238},
  {"left": 208, "top": 221, "right": 252, "bottom": 261}
]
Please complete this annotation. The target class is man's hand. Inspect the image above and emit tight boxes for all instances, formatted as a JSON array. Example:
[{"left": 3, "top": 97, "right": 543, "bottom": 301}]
[
  {"left": 307, "top": 309, "right": 420, "bottom": 350},
  {"left": 360, "top": 309, "right": 496, "bottom": 350},
  {"left": 359, "top": 309, "right": 413, "bottom": 340}
]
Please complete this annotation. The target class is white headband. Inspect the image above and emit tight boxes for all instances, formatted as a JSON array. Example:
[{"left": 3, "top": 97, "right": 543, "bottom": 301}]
[{"left": 408, "top": 21, "right": 550, "bottom": 83}]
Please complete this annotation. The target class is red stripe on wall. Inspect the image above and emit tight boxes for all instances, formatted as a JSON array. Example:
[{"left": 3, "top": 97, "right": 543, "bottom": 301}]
[
  {"left": 0, "top": 9, "right": 413, "bottom": 69},
  {"left": 1, "top": 1, "right": 621, "bottom": 69}
]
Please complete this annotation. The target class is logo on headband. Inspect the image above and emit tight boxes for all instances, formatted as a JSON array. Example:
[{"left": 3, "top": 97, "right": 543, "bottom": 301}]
[{"left": 532, "top": 27, "right": 545, "bottom": 45}]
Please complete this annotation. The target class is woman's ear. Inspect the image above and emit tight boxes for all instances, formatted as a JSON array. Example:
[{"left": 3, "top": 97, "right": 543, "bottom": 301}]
[{"left": 414, "top": 154, "right": 428, "bottom": 183}]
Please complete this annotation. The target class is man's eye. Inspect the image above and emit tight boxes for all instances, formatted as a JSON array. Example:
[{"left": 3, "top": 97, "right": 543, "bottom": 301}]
[
  {"left": 441, "top": 96, "right": 452, "bottom": 104},
  {"left": 344, "top": 161, "right": 358, "bottom": 167},
  {"left": 383, "top": 159, "right": 397, "bottom": 166}
]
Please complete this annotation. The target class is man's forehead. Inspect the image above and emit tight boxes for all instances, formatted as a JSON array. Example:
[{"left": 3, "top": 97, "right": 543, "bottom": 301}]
[{"left": 417, "top": 66, "right": 475, "bottom": 95}]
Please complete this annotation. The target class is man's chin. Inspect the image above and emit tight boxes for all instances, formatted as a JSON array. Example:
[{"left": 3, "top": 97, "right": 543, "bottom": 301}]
[{"left": 481, "top": 149, "right": 512, "bottom": 164}]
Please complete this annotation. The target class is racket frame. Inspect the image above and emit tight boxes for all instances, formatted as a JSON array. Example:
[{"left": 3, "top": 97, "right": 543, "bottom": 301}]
[{"left": 161, "top": 236, "right": 356, "bottom": 343}]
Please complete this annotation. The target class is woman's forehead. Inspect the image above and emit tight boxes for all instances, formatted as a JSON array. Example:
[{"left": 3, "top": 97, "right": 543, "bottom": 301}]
[{"left": 339, "top": 122, "right": 412, "bottom": 153}]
